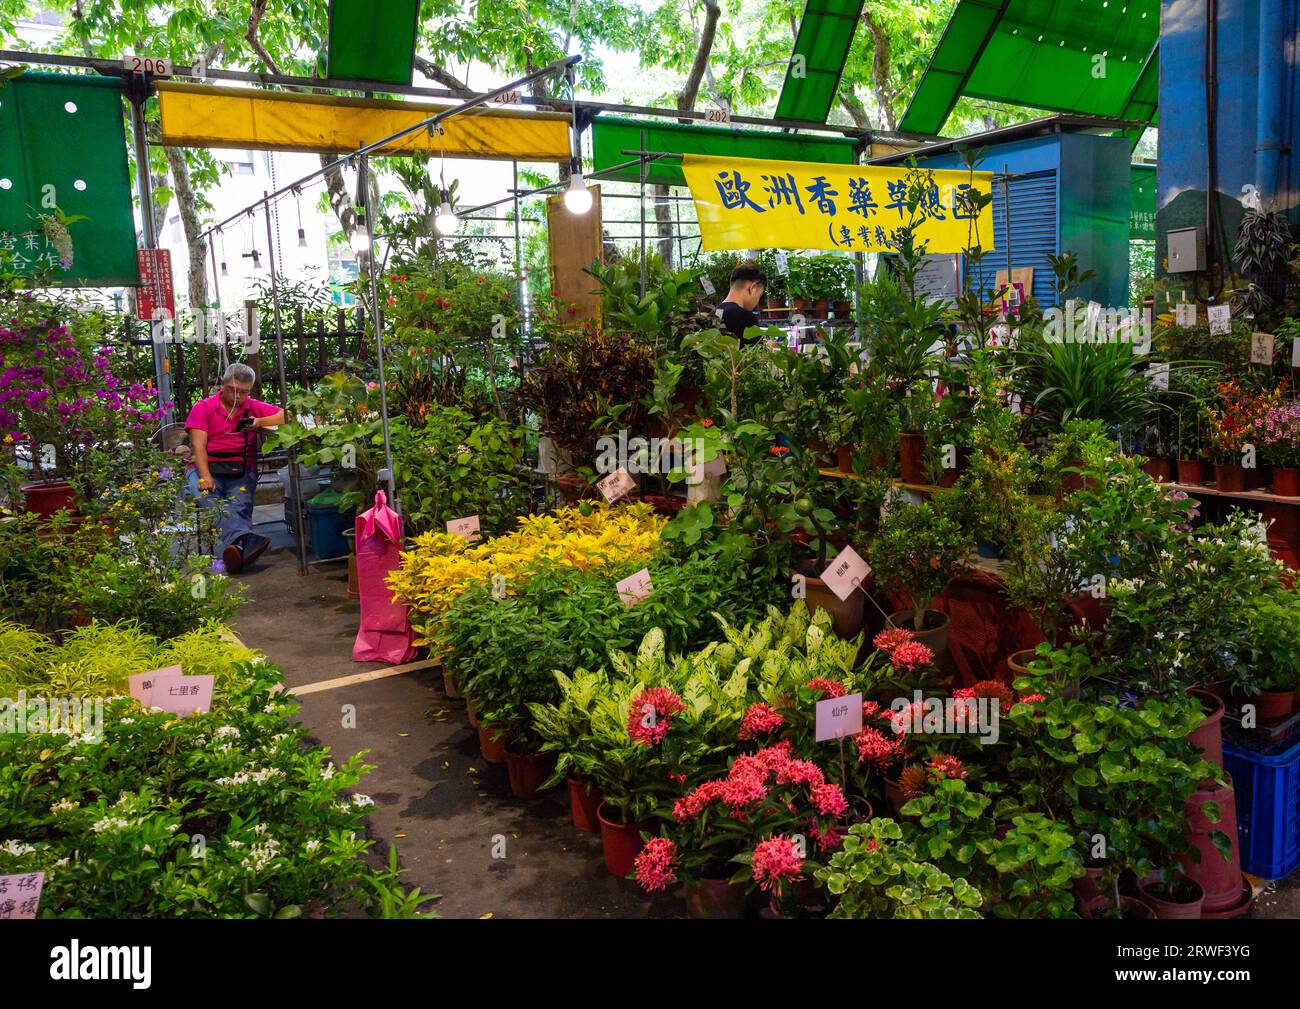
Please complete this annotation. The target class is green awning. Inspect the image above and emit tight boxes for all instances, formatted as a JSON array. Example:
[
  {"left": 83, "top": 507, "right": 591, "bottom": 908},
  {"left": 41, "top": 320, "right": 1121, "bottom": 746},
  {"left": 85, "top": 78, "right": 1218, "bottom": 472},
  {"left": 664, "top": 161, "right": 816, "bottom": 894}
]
[
  {"left": 774, "top": 0, "right": 865, "bottom": 124},
  {"left": 591, "top": 115, "right": 859, "bottom": 188},
  {"left": 326, "top": 0, "right": 420, "bottom": 86},
  {"left": 0, "top": 73, "right": 139, "bottom": 287},
  {"left": 1131, "top": 163, "right": 1156, "bottom": 240},
  {"left": 899, "top": 0, "right": 1160, "bottom": 137}
]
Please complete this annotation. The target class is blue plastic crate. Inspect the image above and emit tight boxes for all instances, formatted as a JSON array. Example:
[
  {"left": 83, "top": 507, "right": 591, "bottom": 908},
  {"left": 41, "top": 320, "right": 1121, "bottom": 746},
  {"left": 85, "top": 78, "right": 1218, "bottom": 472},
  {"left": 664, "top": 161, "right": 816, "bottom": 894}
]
[{"left": 1223, "top": 735, "right": 1300, "bottom": 880}]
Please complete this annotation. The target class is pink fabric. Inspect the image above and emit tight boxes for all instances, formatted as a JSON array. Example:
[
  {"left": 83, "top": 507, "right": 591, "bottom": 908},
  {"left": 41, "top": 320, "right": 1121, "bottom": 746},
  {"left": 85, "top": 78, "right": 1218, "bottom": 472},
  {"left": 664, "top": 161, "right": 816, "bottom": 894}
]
[
  {"left": 184, "top": 393, "right": 279, "bottom": 456},
  {"left": 352, "top": 491, "right": 417, "bottom": 664}
]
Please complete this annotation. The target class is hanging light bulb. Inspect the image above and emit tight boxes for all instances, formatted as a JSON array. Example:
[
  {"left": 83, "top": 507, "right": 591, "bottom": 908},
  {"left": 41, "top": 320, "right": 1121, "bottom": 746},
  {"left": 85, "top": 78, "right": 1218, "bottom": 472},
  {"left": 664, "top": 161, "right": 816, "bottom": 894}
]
[
  {"left": 220, "top": 260, "right": 228, "bottom": 277},
  {"left": 295, "top": 188, "right": 308, "bottom": 248},
  {"left": 564, "top": 172, "right": 593, "bottom": 215},
  {"left": 297, "top": 227, "right": 308, "bottom": 248},
  {"left": 435, "top": 190, "right": 459, "bottom": 235},
  {"left": 349, "top": 229, "right": 370, "bottom": 254}
]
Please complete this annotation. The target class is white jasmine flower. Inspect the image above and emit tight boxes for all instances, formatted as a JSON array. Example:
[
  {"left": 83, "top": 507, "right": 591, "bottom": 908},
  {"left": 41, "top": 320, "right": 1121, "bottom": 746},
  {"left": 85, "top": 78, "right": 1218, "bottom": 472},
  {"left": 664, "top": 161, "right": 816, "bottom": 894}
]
[
  {"left": 90, "top": 817, "right": 131, "bottom": 834},
  {"left": 49, "top": 799, "right": 78, "bottom": 814},
  {"left": 320, "top": 763, "right": 335, "bottom": 780},
  {"left": 305, "top": 839, "right": 321, "bottom": 854},
  {"left": 350, "top": 794, "right": 374, "bottom": 808},
  {"left": 1, "top": 840, "right": 36, "bottom": 856},
  {"left": 214, "top": 726, "right": 240, "bottom": 739}
]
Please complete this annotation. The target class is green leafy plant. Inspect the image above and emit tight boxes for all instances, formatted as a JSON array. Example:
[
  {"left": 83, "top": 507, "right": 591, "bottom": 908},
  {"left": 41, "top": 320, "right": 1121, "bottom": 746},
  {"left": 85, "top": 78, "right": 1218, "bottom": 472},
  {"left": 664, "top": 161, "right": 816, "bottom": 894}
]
[{"left": 867, "top": 500, "right": 971, "bottom": 630}]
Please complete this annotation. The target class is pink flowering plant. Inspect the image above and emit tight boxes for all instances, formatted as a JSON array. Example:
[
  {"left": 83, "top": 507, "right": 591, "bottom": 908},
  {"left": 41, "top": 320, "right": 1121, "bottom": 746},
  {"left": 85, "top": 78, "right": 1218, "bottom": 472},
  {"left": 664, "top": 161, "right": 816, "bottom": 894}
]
[{"left": 1254, "top": 401, "right": 1300, "bottom": 470}]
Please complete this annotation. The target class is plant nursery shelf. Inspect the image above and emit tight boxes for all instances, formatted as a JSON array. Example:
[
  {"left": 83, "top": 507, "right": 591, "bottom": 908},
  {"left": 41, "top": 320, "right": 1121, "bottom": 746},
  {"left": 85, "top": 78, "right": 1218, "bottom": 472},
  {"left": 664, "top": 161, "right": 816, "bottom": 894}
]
[
  {"left": 1166, "top": 482, "right": 1300, "bottom": 505},
  {"left": 817, "top": 469, "right": 940, "bottom": 495}
]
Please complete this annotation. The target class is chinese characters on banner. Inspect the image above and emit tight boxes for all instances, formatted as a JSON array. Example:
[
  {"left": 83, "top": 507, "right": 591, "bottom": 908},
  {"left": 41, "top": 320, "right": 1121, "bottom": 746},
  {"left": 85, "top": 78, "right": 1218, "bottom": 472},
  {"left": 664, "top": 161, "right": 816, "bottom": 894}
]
[
  {"left": 0, "top": 228, "right": 66, "bottom": 275},
  {"left": 0, "top": 872, "right": 44, "bottom": 919},
  {"left": 681, "top": 154, "right": 994, "bottom": 254},
  {"left": 136, "top": 248, "right": 176, "bottom": 321}
]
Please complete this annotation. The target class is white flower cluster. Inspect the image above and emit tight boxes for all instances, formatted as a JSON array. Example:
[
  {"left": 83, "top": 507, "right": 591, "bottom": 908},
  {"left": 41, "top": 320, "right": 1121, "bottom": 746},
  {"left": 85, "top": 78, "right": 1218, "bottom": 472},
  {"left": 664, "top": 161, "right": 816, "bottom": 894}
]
[
  {"left": 1, "top": 840, "right": 36, "bottom": 856},
  {"left": 240, "top": 837, "right": 281, "bottom": 872},
  {"left": 49, "top": 799, "right": 79, "bottom": 814},
  {"left": 320, "top": 763, "right": 335, "bottom": 780},
  {"left": 214, "top": 725, "right": 241, "bottom": 739},
  {"left": 350, "top": 794, "right": 374, "bottom": 808},
  {"left": 1107, "top": 577, "right": 1145, "bottom": 595},
  {"left": 90, "top": 816, "right": 132, "bottom": 834},
  {"left": 305, "top": 839, "right": 321, "bottom": 854},
  {"left": 213, "top": 768, "right": 286, "bottom": 788}
]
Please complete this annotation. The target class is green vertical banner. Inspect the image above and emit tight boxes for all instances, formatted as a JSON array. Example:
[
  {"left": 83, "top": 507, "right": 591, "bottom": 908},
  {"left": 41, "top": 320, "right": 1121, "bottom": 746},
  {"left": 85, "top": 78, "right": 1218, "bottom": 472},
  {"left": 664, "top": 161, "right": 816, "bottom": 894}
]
[{"left": 0, "top": 72, "right": 139, "bottom": 287}]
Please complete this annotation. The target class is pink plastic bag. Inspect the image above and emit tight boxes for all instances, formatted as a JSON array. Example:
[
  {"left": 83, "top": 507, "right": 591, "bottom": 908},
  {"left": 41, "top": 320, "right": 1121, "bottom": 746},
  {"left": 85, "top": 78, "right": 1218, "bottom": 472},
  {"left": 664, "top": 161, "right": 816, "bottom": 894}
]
[{"left": 352, "top": 490, "right": 418, "bottom": 664}]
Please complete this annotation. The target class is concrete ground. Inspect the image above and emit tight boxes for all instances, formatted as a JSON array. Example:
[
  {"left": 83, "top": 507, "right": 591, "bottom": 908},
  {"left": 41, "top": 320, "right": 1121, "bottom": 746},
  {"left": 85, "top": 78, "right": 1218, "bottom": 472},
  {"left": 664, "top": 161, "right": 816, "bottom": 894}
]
[
  {"left": 229, "top": 497, "right": 1300, "bottom": 920},
  {"left": 230, "top": 502, "right": 678, "bottom": 918}
]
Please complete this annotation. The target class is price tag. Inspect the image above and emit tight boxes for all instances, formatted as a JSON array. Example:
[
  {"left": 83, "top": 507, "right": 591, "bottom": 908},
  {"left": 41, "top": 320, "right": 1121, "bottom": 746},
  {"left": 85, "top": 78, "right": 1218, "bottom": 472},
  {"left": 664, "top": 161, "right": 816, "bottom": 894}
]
[
  {"left": 1251, "top": 332, "right": 1275, "bottom": 365},
  {"left": 1292, "top": 337, "right": 1300, "bottom": 368},
  {"left": 1009, "top": 393, "right": 1023, "bottom": 414},
  {"left": 1149, "top": 362, "right": 1170, "bottom": 390},
  {"left": 616, "top": 568, "right": 654, "bottom": 607},
  {"left": 128, "top": 665, "right": 181, "bottom": 708},
  {"left": 815, "top": 692, "right": 864, "bottom": 742},
  {"left": 705, "top": 102, "right": 730, "bottom": 125},
  {"left": 786, "top": 330, "right": 799, "bottom": 349},
  {"left": 124, "top": 55, "right": 171, "bottom": 76},
  {"left": 537, "top": 436, "right": 557, "bottom": 475},
  {"left": 775, "top": 251, "right": 789, "bottom": 275},
  {"left": 596, "top": 467, "right": 636, "bottom": 503},
  {"left": 1208, "top": 304, "right": 1231, "bottom": 335},
  {"left": 0, "top": 872, "right": 45, "bottom": 919},
  {"left": 700, "top": 275, "right": 716, "bottom": 296},
  {"left": 491, "top": 90, "right": 521, "bottom": 105},
  {"left": 820, "top": 545, "right": 871, "bottom": 603},
  {"left": 446, "top": 515, "right": 481, "bottom": 542},
  {"left": 149, "top": 673, "right": 214, "bottom": 717},
  {"left": 1175, "top": 302, "right": 1197, "bottom": 327}
]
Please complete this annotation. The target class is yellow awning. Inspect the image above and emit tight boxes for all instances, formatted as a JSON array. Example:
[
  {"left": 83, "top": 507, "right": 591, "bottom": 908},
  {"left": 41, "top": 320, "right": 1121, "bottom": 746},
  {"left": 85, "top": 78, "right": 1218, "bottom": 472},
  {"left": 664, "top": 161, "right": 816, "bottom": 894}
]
[{"left": 156, "top": 83, "right": 571, "bottom": 162}]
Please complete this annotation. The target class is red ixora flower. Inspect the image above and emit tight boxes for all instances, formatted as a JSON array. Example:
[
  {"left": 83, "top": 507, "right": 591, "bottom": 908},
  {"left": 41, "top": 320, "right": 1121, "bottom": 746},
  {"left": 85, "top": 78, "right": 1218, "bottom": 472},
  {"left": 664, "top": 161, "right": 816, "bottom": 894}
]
[
  {"left": 873, "top": 627, "right": 915, "bottom": 652},
  {"left": 435, "top": 297, "right": 450, "bottom": 310},
  {"left": 751, "top": 836, "right": 805, "bottom": 894},
  {"left": 853, "top": 726, "right": 905, "bottom": 769},
  {"left": 672, "top": 780, "right": 725, "bottom": 822},
  {"left": 809, "top": 782, "right": 848, "bottom": 817},
  {"left": 768, "top": 445, "right": 791, "bottom": 456},
  {"left": 806, "top": 677, "right": 847, "bottom": 700},
  {"left": 739, "top": 702, "right": 784, "bottom": 740},
  {"left": 775, "top": 759, "right": 824, "bottom": 789},
  {"left": 633, "top": 837, "right": 678, "bottom": 893},
  {"left": 1019, "top": 693, "right": 1046, "bottom": 704},
  {"left": 889, "top": 640, "right": 934, "bottom": 671},
  {"left": 627, "top": 687, "right": 685, "bottom": 746},
  {"left": 700, "top": 417, "right": 714, "bottom": 428}
]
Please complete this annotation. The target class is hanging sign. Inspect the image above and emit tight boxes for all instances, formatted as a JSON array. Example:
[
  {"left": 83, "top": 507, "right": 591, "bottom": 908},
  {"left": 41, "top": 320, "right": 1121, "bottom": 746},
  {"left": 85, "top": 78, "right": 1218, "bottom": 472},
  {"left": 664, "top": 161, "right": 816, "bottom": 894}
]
[
  {"left": 124, "top": 55, "right": 172, "bottom": 77},
  {"left": 136, "top": 249, "right": 175, "bottom": 321},
  {"left": 1251, "top": 332, "right": 1275, "bottom": 365},
  {"left": 775, "top": 251, "right": 789, "bottom": 274},
  {"left": 682, "top": 153, "right": 993, "bottom": 254},
  {"left": 1207, "top": 304, "right": 1231, "bottom": 335}
]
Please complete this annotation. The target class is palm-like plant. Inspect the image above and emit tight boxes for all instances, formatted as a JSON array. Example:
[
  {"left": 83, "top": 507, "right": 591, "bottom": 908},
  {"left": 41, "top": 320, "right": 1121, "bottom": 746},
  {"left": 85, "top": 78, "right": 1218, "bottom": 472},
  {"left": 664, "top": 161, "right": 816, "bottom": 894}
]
[{"left": 1009, "top": 331, "right": 1154, "bottom": 436}]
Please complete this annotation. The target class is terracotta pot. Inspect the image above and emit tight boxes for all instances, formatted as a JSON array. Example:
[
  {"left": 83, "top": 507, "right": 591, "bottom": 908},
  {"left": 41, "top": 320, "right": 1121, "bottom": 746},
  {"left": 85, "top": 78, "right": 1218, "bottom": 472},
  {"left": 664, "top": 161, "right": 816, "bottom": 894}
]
[
  {"left": 1120, "top": 896, "right": 1157, "bottom": 920},
  {"left": 1060, "top": 459, "right": 1086, "bottom": 494},
  {"left": 888, "top": 609, "right": 950, "bottom": 664},
  {"left": 1273, "top": 466, "right": 1300, "bottom": 497},
  {"left": 1253, "top": 689, "right": 1294, "bottom": 724},
  {"left": 898, "top": 430, "right": 926, "bottom": 485},
  {"left": 442, "top": 666, "right": 463, "bottom": 700},
  {"left": 505, "top": 747, "right": 555, "bottom": 799},
  {"left": 832, "top": 300, "right": 854, "bottom": 318},
  {"left": 1186, "top": 688, "right": 1224, "bottom": 773},
  {"left": 1181, "top": 774, "right": 1247, "bottom": 916},
  {"left": 641, "top": 494, "right": 686, "bottom": 517},
  {"left": 811, "top": 299, "right": 830, "bottom": 318},
  {"left": 797, "top": 571, "right": 865, "bottom": 641},
  {"left": 466, "top": 696, "right": 482, "bottom": 729},
  {"left": 1138, "top": 875, "right": 1205, "bottom": 919},
  {"left": 1246, "top": 463, "right": 1269, "bottom": 490},
  {"left": 1214, "top": 462, "right": 1246, "bottom": 493},
  {"left": 685, "top": 876, "right": 747, "bottom": 919},
  {"left": 21, "top": 480, "right": 77, "bottom": 518},
  {"left": 567, "top": 777, "right": 601, "bottom": 832},
  {"left": 1007, "top": 648, "right": 1038, "bottom": 678},
  {"left": 792, "top": 298, "right": 811, "bottom": 313},
  {"left": 836, "top": 443, "right": 854, "bottom": 474},
  {"left": 1176, "top": 458, "right": 1208, "bottom": 485},
  {"left": 477, "top": 722, "right": 509, "bottom": 764},
  {"left": 1140, "top": 457, "right": 1173, "bottom": 482},
  {"left": 596, "top": 801, "right": 647, "bottom": 879},
  {"left": 1075, "top": 863, "right": 1112, "bottom": 919},
  {"left": 847, "top": 796, "right": 874, "bottom": 826}
]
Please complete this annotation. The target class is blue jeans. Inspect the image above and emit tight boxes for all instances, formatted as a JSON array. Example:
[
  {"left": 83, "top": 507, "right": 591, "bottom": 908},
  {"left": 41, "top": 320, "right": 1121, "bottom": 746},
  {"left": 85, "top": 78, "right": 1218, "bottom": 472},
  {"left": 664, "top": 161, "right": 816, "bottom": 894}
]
[{"left": 186, "top": 469, "right": 269, "bottom": 555}]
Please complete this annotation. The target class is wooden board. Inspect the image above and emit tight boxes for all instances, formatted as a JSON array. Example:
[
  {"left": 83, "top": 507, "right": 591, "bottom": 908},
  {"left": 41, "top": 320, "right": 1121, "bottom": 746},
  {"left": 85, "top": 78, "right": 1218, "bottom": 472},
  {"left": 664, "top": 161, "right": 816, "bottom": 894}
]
[{"left": 546, "top": 183, "right": 603, "bottom": 329}]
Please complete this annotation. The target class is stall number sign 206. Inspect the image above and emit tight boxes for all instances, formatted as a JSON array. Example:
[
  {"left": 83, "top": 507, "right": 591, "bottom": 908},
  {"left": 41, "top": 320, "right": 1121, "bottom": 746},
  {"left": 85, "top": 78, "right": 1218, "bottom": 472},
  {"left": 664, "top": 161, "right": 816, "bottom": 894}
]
[{"left": 125, "top": 55, "right": 171, "bottom": 76}]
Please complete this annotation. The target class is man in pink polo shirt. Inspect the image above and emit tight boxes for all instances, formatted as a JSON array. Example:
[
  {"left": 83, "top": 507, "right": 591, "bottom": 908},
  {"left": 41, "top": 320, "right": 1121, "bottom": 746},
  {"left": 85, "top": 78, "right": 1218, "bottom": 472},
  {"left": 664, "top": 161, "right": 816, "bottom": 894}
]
[{"left": 185, "top": 363, "right": 285, "bottom": 573}]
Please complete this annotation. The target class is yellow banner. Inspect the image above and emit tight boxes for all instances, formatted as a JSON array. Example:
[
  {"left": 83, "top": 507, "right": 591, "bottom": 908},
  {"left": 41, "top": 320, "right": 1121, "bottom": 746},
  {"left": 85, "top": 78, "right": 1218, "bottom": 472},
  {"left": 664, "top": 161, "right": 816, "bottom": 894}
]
[{"left": 682, "top": 154, "right": 994, "bottom": 254}]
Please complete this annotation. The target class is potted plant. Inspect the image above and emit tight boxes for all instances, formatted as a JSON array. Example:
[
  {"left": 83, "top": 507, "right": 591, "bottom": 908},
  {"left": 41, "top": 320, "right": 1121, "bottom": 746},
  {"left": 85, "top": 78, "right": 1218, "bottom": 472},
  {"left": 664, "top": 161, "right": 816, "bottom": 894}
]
[
  {"left": 1255, "top": 400, "right": 1300, "bottom": 496},
  {"left": 867, "top": 498, "right": 971, "bottom": 652},
  {"left": 1237, "top": 591, "right": 1300, "bottom": 722},
  {"left": 1204, "top": 379, "right": 1282, "bottom": 492}
]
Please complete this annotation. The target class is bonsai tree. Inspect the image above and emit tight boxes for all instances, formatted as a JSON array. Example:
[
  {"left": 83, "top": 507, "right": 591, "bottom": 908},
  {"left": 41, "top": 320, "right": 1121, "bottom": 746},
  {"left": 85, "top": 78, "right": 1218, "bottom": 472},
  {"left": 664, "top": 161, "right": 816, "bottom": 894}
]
[{"left": 868, "top": 499, "right": 971, "bottom": 631}]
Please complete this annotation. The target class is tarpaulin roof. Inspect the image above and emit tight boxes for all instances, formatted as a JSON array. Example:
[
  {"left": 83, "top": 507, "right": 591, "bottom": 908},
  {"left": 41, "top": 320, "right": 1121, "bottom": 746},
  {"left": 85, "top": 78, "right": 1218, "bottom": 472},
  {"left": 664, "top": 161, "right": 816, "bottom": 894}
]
[
  {"left": 774, "top": 0, "right": 866, "bottom": 124},
  {"left": 899, "top": 0, "right": 1160, "bottom": 139},
  {"left": 591, "top": 115, "right": 859, "bottom": 187},
  {"left": 326, "top": 0, "right": 420, "bottom": 86},
  {"left": 156, "top": 83, "right": 572, "bottom": 162}
]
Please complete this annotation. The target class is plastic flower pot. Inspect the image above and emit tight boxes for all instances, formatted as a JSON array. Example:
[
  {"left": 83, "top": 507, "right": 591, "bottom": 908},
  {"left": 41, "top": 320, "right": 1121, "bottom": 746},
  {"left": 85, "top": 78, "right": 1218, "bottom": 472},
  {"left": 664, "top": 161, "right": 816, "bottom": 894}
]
[
  {"left": 832, "top": 300, "right": 854, "bottom": 318},
  {"left": 1186, "top": 688, "right": 1224, "bottom": 774},
  {"left": 341, "top": 528, "right": 360, "bottom": 599},
  {"left": 898, "top": 431, "right": 926, "bottom": 485},
  {"left": 567, "top": 778, "right": 601, "bottom": 832},
  {"left": 1273, "top": 467, "right": 1300, "bottom": 497},
  {"left": 1119, "top": 896, "right": 1157, "bottom": 920},
  {"left": 684, "top": 876, "right": 747, "bottom": 919},
  {"left": 1176, "top": 458, "right": 1207, "bottom": 485},
  {"left": 596, "top": 801, "right": 646, "bottom": 878},
  {"left": 477, "top": 722, "right": 509, "bottom": 764},
  {"left": 505, "top": 748, "right": 555, "bottom": 799},
  {"left": 1137, "top": 874, "right": 1205, "bottom": 920},
  {"left": 1007, "top": 648, "right": 1038, "bottom": 679},
  {"left": 836, "top": 443, "right": 854, "bottom": 474},
  {"left": 1253, "top": 689, "right": 1295, "bottom": 724},
  {"left": 1140, "top": 457, "right": 1173, "bottom": 482},
  {"left": 883, "top": 775, "right": 910, "bottom": 816},
  {"left": 1180, "top": 774, "right": 1249, "bottom": 916},
  {"left": 21, "top": 480, "right": 76, "bottom": 518},
  {"left": 888, "top": 609, "right": 950, "bottom": 664},
  {"left": 442, "top": 666, "right": 463, "bottom": 700},
  {"left": 1214, "top": 462, "right": 1246, "bottom": 493}
]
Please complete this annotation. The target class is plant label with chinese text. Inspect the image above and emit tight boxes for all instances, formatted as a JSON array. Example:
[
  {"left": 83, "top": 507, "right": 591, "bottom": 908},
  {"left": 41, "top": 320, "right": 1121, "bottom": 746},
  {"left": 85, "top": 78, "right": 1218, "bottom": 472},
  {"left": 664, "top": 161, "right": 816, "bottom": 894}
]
[
  {"left": 1251, "top": 332, "right": 1275, "bottom": 365},
  {"left": 596, "top": 467, "right": 636, "bottom": 503},
  {"left": 820, "top": 545, "right": 871, "bottom": 603},
  {"left": 446, "top": 515, "right": 481, "bottom": 542},
  {"left": 815, "top": 692, "right": 863, "bottom": 742},
  {"left": 616, "top": 568, "right": 653, "bottom": 607},
  {"left": 1208, "top": 304, "right": 1231, "bottom": 335},
  {"left": 149, "top": 674, "right": 214, "bottom": 716},
  {"left": 0, "top": 872, "right": 44, "bottom": 919}
]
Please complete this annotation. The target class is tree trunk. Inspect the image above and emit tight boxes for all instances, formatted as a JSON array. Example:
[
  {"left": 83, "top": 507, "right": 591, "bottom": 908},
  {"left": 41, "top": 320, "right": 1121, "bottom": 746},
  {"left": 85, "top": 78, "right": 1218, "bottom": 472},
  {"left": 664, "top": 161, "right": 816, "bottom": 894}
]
[
  {"left": 861, "top": 10, "right": 897, "bottom": 132},
  {"left": 165, "top": 146, "right": 209, "bottom": 315},
  {"left": 838, "top": 84, "right": 872, "bottom": 130},
  {"left": 652, "top": 185, "right": 674, "bottom": 268}
]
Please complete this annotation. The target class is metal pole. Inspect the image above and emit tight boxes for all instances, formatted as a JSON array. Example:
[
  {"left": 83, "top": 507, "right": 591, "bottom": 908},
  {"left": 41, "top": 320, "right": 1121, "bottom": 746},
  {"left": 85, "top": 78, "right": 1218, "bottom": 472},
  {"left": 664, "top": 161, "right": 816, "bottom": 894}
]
[
  {"left": 360, "top": 155, "right": 398, "bottom": 508},
  {"left": 513, "top": 160, "right": 527, "bottom": 340},
  {"left": 1003, "top": 162, "right": 1012, "bottom": 292},
  {"left": 207, "top": 233, "right": 229, "bottom": 376},
  {"left": 639, "top": 128, "right": 647, "bottom": 297},
  {"left": 263, "top": 191, "right": 309, "bottom": 577},
  {"left": 129, "top": 91, "right": 175, "bottom": 426}
]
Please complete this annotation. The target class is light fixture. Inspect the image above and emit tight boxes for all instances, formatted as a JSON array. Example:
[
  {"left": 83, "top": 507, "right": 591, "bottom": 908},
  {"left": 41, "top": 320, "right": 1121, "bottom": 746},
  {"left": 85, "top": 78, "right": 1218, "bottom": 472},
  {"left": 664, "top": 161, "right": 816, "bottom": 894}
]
[
  {"left": 564, "top": 172, "right": 593, "bottom": 215},
  {"left": 434, "top": 190, "right": 459, "bottom": 235},
  {"left": 220, "top": 260, "right": 228, "bottom": 277},
  {"left": 242, "top": 249, "right": 262, "bottom": 271},
  {"left": 294, "top": 186, "right": 308, "bottom": 248},
  {"left": 349, "top": 229, "right": 371, "bottom": 253}
]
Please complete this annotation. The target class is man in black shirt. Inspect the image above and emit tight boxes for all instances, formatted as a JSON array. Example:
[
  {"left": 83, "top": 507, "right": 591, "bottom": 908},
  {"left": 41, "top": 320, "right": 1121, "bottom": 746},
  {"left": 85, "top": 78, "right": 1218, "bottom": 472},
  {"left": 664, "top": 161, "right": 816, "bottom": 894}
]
[{"left": 714, "top": 264, "right": 767, "bottom": 342}]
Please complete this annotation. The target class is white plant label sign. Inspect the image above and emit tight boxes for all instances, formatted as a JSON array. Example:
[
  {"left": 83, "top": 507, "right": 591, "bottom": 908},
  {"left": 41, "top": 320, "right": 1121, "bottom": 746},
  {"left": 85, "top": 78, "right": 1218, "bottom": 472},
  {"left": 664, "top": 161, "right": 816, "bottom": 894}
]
[
  {"left": 1207, "top": 304, "right": 1231, "bottom": 335},
  {"left": 820, "top": 545, "right": 871, "bottom": 603},
  {"left": 596, "top": 467, "right": 636, "bottom": 503},
  {"left": 616, "top": 568, "right": 653, "bottom": 607},
  {"left": 1175, "top": 302, "right": 1197, "bottom": 327},
  {"left": 815, "top": 692, "right": 864, "bottom": 742},
  {"left": 446, "top": 515, "right": 481, "bottom": 542},
  {"left": 1251, "top": 332, "right": 1275, "bottom": 365},
  {"left": 1149, "top": 362, "right": 1170, "bottom": 390}
]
